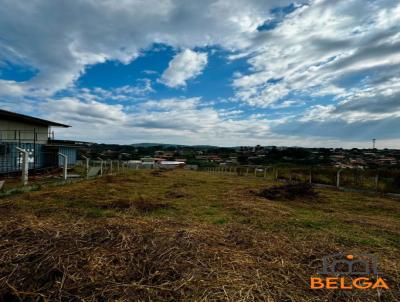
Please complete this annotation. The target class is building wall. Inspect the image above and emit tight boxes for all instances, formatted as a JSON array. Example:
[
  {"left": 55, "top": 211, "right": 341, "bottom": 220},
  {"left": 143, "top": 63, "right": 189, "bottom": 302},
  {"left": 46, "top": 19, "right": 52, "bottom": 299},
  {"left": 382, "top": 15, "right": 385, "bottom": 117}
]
[
  {"left": 0, "top": 142, "right": 44, "bottom": 173},
  {"left": 0, "top": 120, "right": 49, "bottom": 144},
  {"left": 58, "top": 147, "right": 77, "bottom": 166}
]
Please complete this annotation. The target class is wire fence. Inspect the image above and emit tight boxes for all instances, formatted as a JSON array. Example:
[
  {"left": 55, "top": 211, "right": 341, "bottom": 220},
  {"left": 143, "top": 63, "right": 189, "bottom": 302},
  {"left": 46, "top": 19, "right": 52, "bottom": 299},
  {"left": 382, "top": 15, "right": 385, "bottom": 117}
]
[
  {"left": 202, "top": 165, "right": 400, "bottom": 195},
  {"left": 2, "top": 159, "right": 400, "bottom": 197},
  {"left": 0, "top": 129, "right": 58, "bottom": 174}
]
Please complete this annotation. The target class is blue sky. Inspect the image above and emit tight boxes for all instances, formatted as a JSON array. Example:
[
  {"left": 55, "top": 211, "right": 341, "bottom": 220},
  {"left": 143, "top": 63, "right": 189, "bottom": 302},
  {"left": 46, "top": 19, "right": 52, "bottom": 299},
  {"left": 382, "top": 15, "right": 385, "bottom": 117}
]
[{"left": 0, "top": 0, "right": 400, "bottom": 147}]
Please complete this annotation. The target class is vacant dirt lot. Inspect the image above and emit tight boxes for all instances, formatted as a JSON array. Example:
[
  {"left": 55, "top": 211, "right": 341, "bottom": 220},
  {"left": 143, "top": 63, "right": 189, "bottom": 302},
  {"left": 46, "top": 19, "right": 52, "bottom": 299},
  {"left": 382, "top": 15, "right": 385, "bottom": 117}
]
[{"left": 0, "top": 170, "right": 399, "bottom": 301}]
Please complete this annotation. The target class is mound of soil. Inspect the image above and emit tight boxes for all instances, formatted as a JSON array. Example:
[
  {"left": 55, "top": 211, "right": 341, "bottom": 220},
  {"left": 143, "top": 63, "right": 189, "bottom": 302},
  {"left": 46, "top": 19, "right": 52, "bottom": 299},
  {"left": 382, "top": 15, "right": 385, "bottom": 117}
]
[{"left": 258, "top": 183, "right": 317, "bottom": 201}]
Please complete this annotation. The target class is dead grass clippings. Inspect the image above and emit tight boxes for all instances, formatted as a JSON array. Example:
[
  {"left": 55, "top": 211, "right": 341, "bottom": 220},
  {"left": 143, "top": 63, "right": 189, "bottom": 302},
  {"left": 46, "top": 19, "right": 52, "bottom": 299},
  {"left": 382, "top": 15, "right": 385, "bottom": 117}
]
[
  {"left": 132, "top": 197, "right": 173, "bottom": 213},
  {"left": 257, "top": 183, "right": 318, "bottom": 201}
]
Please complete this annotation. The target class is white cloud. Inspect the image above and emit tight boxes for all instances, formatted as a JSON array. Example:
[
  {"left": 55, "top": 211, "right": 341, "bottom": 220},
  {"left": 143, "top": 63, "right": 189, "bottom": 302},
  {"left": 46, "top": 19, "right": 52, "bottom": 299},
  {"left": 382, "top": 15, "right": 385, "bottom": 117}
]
[
  {"left": 160, "top": 49, "right": 208, "bottom": 88},
  {"left": 44, "top": 98, "right": 127, "bottom": 124},
  {"left": 1, "top": 0, "right": 400, "bottom": 147},
  {"left": 232, "top": 0, "right": 400, "bottom": 108},
  {"left": 0, "top": 0, "right": 289, "bottom": 97}
]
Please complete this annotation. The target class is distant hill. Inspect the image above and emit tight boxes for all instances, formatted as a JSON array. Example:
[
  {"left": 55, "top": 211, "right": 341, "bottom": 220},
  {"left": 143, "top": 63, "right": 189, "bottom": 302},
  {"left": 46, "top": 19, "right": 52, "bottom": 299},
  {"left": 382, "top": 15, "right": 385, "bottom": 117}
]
[
  {"left": 130, "top": 143, "right": 185, "bottom": 148},
  {"left": 130, "top": 143, "right": 222, "bottom": 149}
]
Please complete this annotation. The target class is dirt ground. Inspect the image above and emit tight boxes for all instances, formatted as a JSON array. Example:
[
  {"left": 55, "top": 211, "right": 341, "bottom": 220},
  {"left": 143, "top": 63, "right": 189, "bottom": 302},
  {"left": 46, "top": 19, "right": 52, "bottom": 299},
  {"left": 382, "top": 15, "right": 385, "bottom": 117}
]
[{"left": 0, "top": 170, "right": 399, "bottom": 301}]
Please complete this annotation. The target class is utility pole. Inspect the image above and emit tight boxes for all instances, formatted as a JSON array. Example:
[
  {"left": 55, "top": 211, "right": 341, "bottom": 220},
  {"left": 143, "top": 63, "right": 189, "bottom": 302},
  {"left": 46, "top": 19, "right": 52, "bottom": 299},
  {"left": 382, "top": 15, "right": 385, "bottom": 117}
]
[{"left": 372, "top": 138, "right": 376, "bottom": 150}]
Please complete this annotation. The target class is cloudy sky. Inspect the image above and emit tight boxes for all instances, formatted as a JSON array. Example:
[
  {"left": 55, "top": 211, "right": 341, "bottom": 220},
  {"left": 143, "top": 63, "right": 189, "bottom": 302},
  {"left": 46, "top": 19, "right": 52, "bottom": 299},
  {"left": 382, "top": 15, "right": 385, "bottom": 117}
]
[{"left": 0, "top": 0, "right": 399, "bottom": 147}]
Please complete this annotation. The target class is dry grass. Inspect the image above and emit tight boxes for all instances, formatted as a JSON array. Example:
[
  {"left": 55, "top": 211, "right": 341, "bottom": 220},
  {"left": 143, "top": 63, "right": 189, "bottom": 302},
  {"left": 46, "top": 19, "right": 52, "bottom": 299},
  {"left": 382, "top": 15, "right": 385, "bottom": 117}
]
[{"left": 0, "top": 170, "right": 399, "bottom": 301}]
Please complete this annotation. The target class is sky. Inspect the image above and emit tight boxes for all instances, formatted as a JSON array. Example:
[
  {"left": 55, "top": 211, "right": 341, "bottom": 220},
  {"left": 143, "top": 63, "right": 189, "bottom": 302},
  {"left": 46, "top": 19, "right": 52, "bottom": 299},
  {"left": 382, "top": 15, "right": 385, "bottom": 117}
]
[{"left": 0, "top": 0, "right": 399, "bottom": 148}]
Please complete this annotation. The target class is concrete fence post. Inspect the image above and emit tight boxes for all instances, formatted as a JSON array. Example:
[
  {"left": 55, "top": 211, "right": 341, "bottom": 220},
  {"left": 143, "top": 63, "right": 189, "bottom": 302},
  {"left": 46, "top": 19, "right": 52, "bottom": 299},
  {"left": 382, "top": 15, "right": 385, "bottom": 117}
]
[
  {"left": 275, "top": 169, "right": 278, "bottom": 181},
  {"left": 264, "top": 168, "right": 267, "bottom": 178},
  {"left": 336, "top": 169, "right": 342, "bottom": 188},
  {"left": 58, "top": 153, "right": 68, "bottom": 181},
  {"left": 82, "top": 155, "right": 90, "bottom": 179},
  {"left": 110, "top": 160, "right": 113, "bottom": 174},
  {"left": 246, "top": 167, "right": 249, "bottom": 176},
  {"left": 16, "top": 147, "right": 29, "bottom": 186},
  {"left": 375, "top": 174, "right": 379, "bottom": 191},
  {"left": 309, "top": 170, "right": 312, "bottom": 184},
  {"left": 254, "top": 168, "right": 257, "bottom": 177},
  {"left": 97, "top": 157, "right": 104, "bottom": 176}
]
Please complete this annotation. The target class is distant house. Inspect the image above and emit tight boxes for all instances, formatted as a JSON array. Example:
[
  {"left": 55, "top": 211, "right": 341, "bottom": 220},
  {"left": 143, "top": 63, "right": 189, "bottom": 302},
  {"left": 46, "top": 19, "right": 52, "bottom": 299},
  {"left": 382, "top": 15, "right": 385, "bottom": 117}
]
[
  {"left": 0, "top": 109, "right": 83, "bottom": 174},
  {"left": 159, "top": 161, "right": 185, "bottom": 169}
]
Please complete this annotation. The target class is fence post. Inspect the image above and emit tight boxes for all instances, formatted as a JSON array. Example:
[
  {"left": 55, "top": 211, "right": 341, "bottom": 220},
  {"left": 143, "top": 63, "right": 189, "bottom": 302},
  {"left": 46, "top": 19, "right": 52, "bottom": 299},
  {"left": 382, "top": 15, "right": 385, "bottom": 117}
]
[
  {"left": 264, "top": 168, "right": 267, "bottom": 178},
  {"left": 246, "top": 167, "right": 249, "bottom": 176},
  {"left": 336, "top": 169, "right": 342, "bottom": 188},
  {"left": 82, "top": 155, "right": 90, "bottom": 179},
  {"left": 110, "top": 160, "right": 113, "bottom": 174},
  {"left": 309, "top": 170, "right": 312, "bottom": 184},
  {"left": 275, "top": 169, "right": 278, "bottom": 181},
  {"left": 97, "top": 157, "right": 104, "bottom": 176},
  {"left": 58, "top": 153, "right": 68, "bottom": 181},
  {"left": 375, "top": 174, "right": 379, "bottom": 191},
  {"left": 16, "top": 147, "right": 29, "bottom": 186}
]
